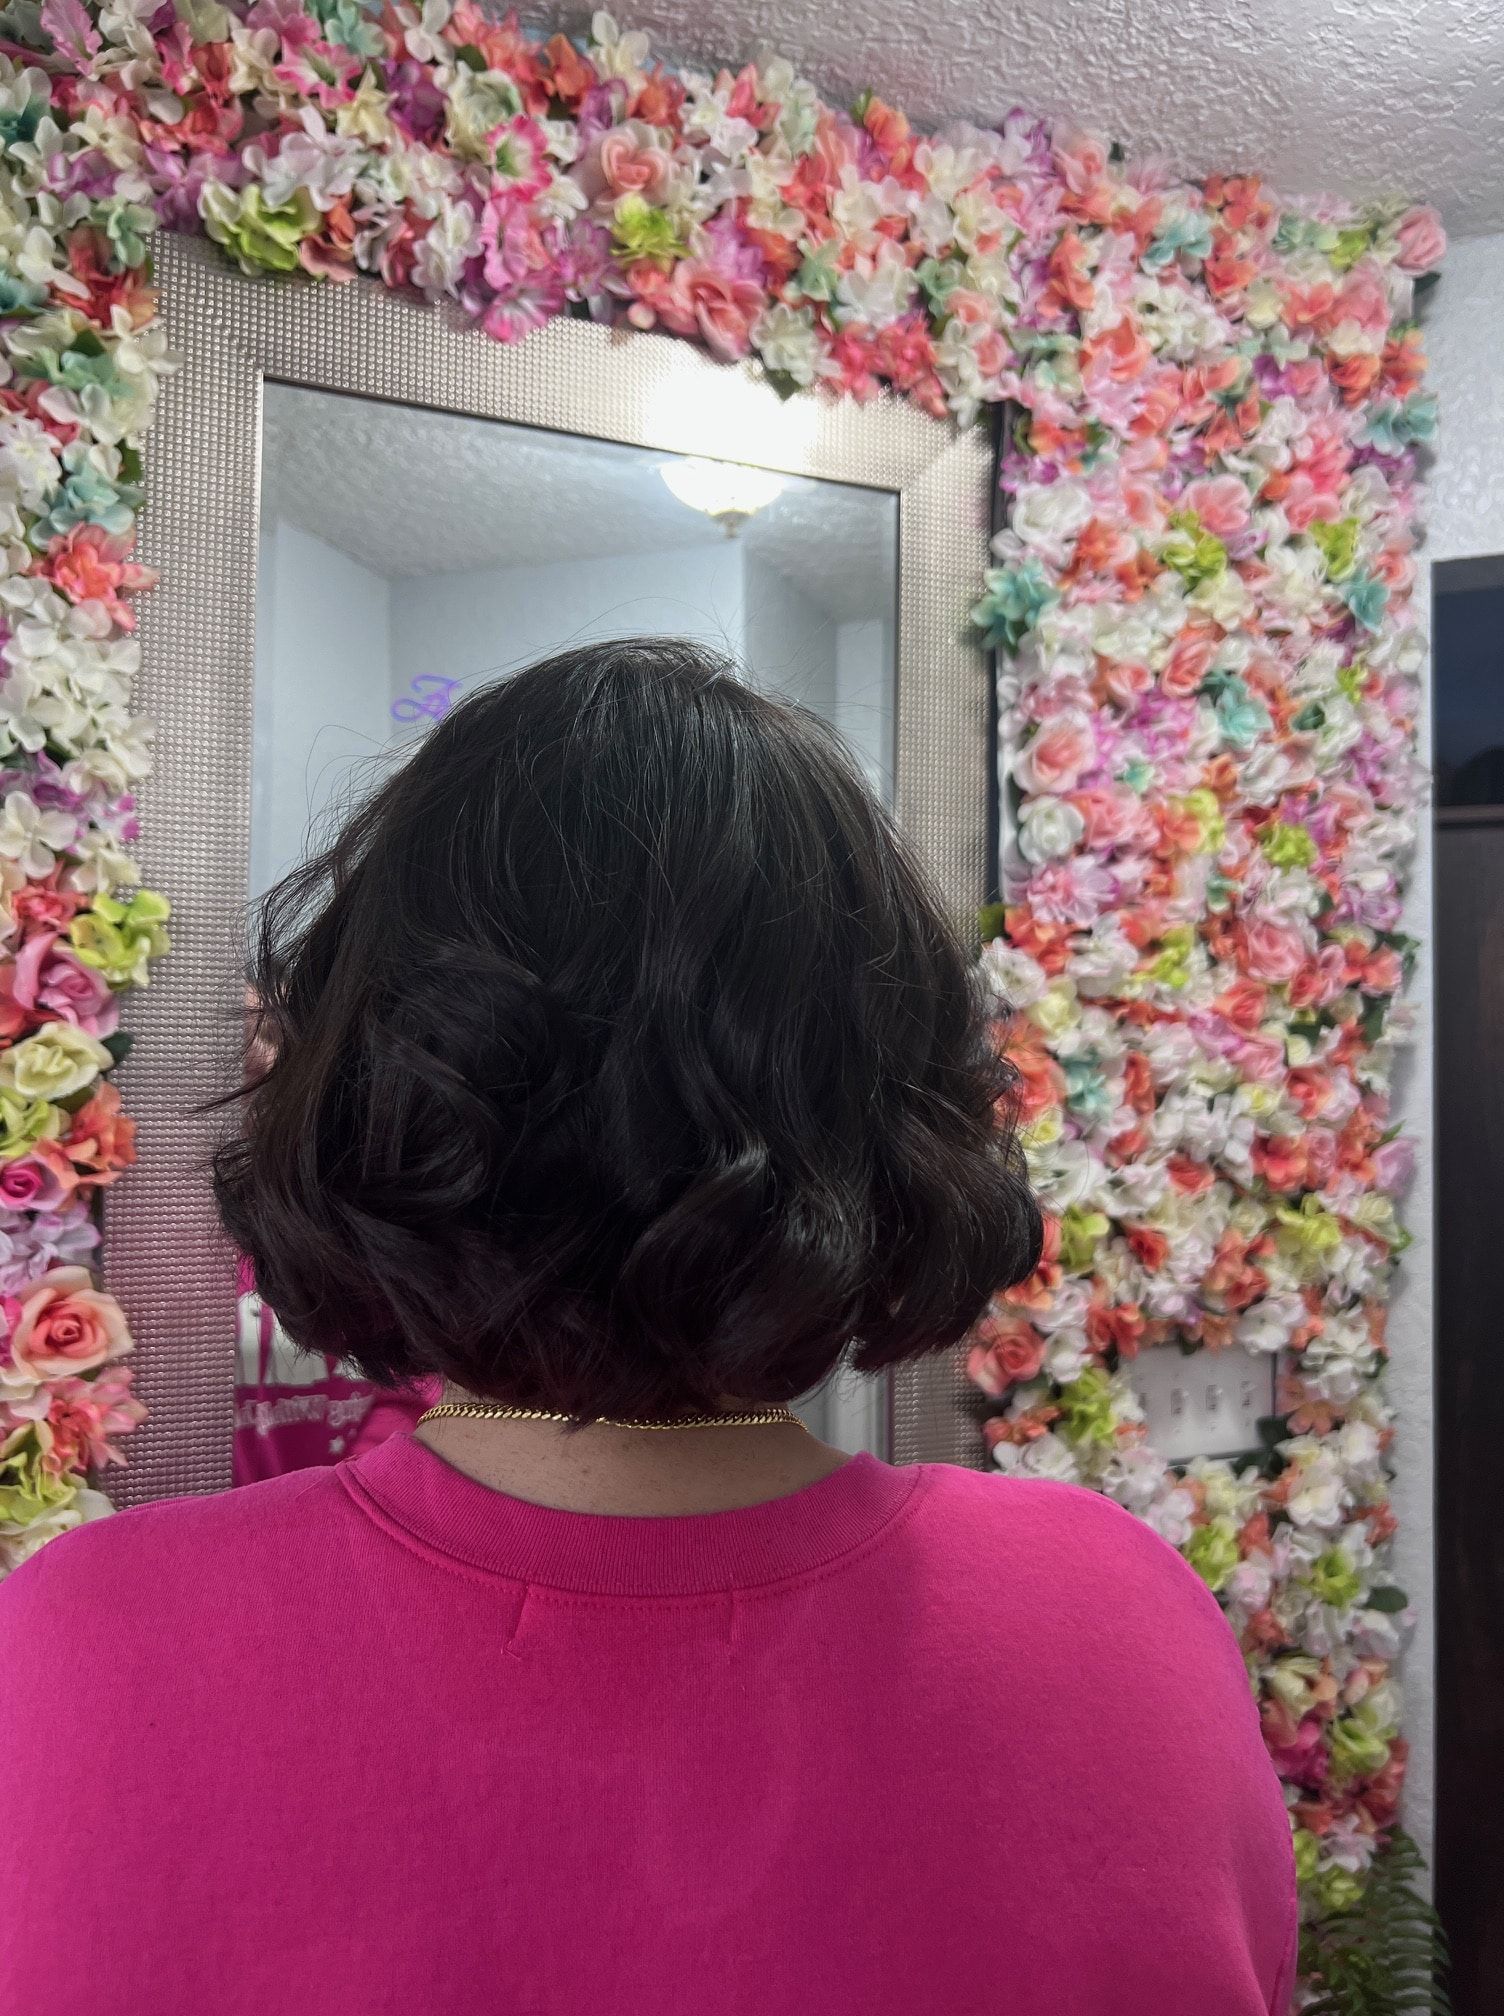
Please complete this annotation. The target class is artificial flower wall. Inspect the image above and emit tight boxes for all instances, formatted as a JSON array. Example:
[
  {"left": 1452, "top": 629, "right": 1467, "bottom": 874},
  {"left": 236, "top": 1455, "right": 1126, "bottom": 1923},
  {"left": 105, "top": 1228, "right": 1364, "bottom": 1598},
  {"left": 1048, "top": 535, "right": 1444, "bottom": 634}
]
[{"left": 0, "top": 1, "right": 1445, "bottom": 1997}]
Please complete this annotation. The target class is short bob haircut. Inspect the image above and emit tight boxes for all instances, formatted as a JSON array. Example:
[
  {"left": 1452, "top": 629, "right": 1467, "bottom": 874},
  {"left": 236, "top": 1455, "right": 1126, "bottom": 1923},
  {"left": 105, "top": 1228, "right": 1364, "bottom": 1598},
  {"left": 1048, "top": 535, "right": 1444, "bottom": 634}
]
[{"left": 216, "top": 639, "right": 1041, "bottom": 1420}]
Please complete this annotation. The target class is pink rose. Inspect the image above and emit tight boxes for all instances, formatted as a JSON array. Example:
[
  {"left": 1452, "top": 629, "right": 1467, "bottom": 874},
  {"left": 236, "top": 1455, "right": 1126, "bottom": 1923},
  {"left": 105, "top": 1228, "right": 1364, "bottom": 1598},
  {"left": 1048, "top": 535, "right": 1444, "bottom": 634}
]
[
  {"left": 1013, "top": 712, "right": 1095, "bottom": 795},
  {"left": 0, "top": 1150, "right": 75, "bottom": 1212},
  {"left": 1182, "top": 475, "right": 1250, "bottom": 542},
  {"left": 597, "top": 130, "right": 672, "bottom": 202},
  {"left": 12, "top": 929, "right": 118, "bottom": 1038},
  {"left": 1393, "top": 205, "right": 1446, "bottom": 276},
  {"left": 1373, "top": 1137, "right": 1416, "bottom": 1194},
  {"left": 967, "top": 1315, "right": 1047, "bottom": 1397},
  {"left": 3, "top": 1265, "right": 131, "bottom": 1392},
  {"left": 1241, "top": 914, "right": 1308, "bottom": 984}
]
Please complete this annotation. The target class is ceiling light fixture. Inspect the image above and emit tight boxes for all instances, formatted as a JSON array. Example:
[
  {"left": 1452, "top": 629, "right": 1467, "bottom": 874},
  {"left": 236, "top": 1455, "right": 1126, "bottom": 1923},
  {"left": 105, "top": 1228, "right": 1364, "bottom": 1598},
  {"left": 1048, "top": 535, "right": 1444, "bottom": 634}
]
[{"left": 660, "top": 457, "right": 785, "bottom": 536}]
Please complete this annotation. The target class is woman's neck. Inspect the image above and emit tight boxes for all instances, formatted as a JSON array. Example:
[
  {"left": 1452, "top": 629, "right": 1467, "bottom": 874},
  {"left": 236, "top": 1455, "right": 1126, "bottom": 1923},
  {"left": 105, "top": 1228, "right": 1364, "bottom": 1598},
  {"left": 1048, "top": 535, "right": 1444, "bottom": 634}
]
[{"left": 414, "top": 1400, "right": 850, "bottom": 1517}]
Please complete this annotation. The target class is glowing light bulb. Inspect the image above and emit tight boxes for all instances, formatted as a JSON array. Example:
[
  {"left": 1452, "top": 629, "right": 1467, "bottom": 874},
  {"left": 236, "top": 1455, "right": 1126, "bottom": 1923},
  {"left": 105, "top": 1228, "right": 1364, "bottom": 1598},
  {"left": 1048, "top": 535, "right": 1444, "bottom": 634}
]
[{"left": 660, "top": 457, "right": 786, "bottom": 535}]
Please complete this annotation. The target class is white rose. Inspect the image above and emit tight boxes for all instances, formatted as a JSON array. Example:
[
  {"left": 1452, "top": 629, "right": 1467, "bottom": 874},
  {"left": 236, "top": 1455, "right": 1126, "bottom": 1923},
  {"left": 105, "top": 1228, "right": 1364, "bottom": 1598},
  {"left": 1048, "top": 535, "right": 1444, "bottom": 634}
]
[
  {"left": 1006, "top": 481, "right": 1092, "bottom": 565},
  {"left": 1017, "top": 794, "right": 1086, "bottom": 864}
]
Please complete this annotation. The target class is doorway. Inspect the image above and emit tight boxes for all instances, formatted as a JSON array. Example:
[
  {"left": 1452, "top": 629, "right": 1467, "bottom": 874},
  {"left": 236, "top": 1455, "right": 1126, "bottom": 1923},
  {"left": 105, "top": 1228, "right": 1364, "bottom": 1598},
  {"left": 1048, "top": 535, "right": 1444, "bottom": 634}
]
[{"left": 1433, "top": 553, "right": 1504, "bottom": 2011}]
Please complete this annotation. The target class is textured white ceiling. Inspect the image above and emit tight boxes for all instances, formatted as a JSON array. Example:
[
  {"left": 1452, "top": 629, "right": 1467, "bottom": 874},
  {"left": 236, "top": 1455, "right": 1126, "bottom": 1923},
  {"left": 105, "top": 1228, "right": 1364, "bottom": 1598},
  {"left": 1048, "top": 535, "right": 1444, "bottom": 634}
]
[
  {"left": 620, "top": 0, "right": 1502, "bottom": 238},
  {"left": 261, "top": 383, "right": 896, "bottom": 622}
]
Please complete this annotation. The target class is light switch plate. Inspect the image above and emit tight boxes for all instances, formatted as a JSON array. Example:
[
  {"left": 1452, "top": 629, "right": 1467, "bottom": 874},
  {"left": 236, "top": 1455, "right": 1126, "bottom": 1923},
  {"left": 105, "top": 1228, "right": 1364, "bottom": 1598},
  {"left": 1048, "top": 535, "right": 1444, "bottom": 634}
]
[{"left": 1128, "top": 1345, "right": 1278, "bottom": 1463}]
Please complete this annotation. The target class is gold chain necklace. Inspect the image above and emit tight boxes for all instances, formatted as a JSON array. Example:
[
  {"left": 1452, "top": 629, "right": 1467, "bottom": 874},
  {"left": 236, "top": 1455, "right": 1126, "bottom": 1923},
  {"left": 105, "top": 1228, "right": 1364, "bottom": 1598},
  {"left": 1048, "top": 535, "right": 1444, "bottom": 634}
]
[{"left": 418, "top": 1401, "right": 805, "bottom": 1432}]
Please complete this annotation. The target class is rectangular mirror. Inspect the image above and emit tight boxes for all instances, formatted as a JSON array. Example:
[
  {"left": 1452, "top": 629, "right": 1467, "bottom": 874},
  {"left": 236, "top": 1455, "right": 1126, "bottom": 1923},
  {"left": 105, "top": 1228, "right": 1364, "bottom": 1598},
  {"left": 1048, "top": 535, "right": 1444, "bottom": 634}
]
[
  {"left": 117, "top": 236, "right": 991, "bottom": 1502},
  {"left": 253, "top": 384, "right": 897, "bottom": 910}
]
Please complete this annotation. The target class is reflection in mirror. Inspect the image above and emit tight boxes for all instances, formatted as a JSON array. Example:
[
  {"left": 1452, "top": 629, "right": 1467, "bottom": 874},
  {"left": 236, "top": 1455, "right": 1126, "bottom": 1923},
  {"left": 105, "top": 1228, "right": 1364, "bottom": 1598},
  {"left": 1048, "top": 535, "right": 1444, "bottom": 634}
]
[
  {"left": 246, "top": 381, "right": 899, "bottom": 1461},
  {"left": 252, "top": 382, "right": 898, "bottom": 908}
]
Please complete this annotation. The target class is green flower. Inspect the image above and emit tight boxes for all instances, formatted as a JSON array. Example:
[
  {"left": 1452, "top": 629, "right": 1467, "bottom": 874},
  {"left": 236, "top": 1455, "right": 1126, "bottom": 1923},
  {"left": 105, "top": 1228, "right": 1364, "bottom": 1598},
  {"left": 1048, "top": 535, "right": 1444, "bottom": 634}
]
[
  {"left": 1329, "top": 1701, "right": 1394, "bottom": 1785},
  {"left": 1308, "top": 517, "right": 1360, "bottom": 581},
  {"left": 1261, "top": 821, "right": 1317, "bottom": 871},
  {"left": 0, "top": 1426, "right": 77, "bottom": 1533},
  {"left": 1162, "top": 512, "right": 1227, "bottom": 590},
  {"left": 201, "top": 183, "right": 319, "bottom": 277},
  {"left": 611, "top": 195, "right": 685, "bottom": 269},
  {"left": 1275, "top": 1197, "right": 1343, "bottom": 1276},
  {"left": 0, "top": 1024, "right": 111, "bottom": 1103},
  {"left": 1174, "top": 789, "right": 1225, "bottom": 854},
  {"left": 1148, "top": 924, "right": 1195, "bottom": 989},
  {"left": 796, "top": 243, "right": 842, "bottom": 304},
  {"left": 1185, "top": 1518, "right": 1240, "bottom": 1594},
  {"left": 0, "top": 1086, "right": 63, "bottom": 1163},
  {"left": 1307, "top": 1547, "right": 1363, "bottom": 1611},
  {"left": 971, "top": 558, "right": 1060, "bottom": 654},
  {"left": 95, "top": 198, "right": 156, "bottom": 273},
  {"left": 1058, "top": 1205, "right": 1110, "bottom": 1276},
  {"left": 1291, "top": 1828, "right": 1321, "bottom": 1886},
  {"left": 1055, "top": 1366, "right": 1118, "bottom": 1447},
  {"left": 1335, "top": 658, "right": 1368, "bottom": 703},
  {"left": 1328, "top": 225, "right": 1373, "bottom": 272},
  {"left": 69, "top": 889, "right": 172, "bottom": 990},
  {"left": 915, "top": 256, "right": 965, "bottom": 311},
  {"left": 1341, "top": 570, "right": 1388, "bottom": 634},
  {"left": 1314, "top": 1865, "right": 1365, "bottom": 1916}
]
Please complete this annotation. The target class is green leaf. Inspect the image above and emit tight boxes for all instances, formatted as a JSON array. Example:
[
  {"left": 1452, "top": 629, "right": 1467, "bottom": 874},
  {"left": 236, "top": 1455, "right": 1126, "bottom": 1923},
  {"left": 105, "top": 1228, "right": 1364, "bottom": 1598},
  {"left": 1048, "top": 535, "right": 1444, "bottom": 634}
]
[
  {"left": 101, "top": 1032, "right": 133, "bottom": 1069},
  {"left": 1367, "top": 1585, "right": 1409, "bottom": 1614},
  {"left": 977, "top": 902, "right": 1007, "bottom": 944}
]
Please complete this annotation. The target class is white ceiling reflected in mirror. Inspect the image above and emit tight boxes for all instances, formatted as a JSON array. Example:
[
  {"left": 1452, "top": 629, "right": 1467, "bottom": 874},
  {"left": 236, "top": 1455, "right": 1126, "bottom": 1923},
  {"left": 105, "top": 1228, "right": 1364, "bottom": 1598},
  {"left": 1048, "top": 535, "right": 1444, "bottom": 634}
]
[{"left": 252, "top": 382, "right": 898, "bottom": 907}]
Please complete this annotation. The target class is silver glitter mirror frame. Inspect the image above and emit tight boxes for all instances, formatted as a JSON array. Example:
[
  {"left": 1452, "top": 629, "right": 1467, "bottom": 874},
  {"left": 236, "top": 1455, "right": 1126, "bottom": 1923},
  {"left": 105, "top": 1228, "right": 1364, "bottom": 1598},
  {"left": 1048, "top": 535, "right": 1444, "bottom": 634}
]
[{"left": 112, "top": 232, "right": 993, "bottom": 1503}]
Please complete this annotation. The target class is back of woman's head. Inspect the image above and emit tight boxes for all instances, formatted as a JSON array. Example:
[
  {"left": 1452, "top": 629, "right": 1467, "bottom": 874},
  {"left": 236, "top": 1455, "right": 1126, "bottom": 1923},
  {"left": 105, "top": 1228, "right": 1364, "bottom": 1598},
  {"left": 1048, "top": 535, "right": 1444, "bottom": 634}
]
[{"left": 217, "top": 638, "right": 1040, "bottom": 1418}]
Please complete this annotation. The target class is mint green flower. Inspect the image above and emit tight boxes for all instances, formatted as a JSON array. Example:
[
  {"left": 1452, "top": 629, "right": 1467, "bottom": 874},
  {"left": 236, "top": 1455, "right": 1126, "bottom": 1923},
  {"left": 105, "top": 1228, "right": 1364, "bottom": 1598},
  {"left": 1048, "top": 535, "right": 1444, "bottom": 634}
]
[
  {"left": 915, "top": 257, "right": 965, "bottom": 310},
  {"left": 1362, "top": 393, "right": 1438, "bottom": 454},
  {"left": 1063, "top": 1057, "right": 1113, "bottom": 1128},
  {"left": 1213, "top": 680, "right": 1272, "bottom": 751},
  {"left": 0, "top": 274, "right": 47, "bottom": 316},
  {"left": 1143, "top": 212, "right": 1213, "bottom": 270},
  {"left": 95, "top": 199, "right": 156, "bottom": 273},
  {"left": 307, "top": 0, "right": 386, "bottom": 55},
  {"left": 29, "top": 462, "right": 141, "bottom": 545},
  {"left": 971, "top": 558, "right": 1060, "bottom": 654},
  {"left": 796, "top": 244, "right": 842, "bottom": 304},
  {"left": 1342, "top": 570, "right": 1388, "bottom": 634}
]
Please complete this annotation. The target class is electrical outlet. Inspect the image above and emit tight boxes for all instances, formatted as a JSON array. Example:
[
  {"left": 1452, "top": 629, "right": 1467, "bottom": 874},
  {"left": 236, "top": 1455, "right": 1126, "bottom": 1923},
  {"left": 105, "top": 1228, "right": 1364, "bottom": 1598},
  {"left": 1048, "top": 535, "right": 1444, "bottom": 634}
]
[{"left": 1128, "top": 1345, "right": 1277, "bottom": 1463}]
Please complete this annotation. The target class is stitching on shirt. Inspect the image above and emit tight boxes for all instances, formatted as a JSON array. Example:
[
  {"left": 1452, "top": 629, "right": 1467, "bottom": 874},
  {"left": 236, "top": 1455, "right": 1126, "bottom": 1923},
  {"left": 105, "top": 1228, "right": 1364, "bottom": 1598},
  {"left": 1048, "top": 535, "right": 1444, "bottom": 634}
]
[{"left": 337, "top": 1459, "right": 930, "bottom": 1605}]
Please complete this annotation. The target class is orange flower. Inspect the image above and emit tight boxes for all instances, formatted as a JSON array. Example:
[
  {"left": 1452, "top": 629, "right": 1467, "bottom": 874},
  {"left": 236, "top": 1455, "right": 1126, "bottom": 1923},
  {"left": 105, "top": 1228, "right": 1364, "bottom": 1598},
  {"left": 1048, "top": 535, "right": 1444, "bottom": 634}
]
[{"left": 62, "top": 1082, "right": 137, "bottom": 1187}]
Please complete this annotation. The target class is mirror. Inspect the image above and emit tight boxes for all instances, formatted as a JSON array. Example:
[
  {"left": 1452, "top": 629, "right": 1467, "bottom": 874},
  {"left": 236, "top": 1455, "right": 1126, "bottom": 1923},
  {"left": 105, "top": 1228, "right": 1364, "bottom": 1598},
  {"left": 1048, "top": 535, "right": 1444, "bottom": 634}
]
[
  {"left": 246, "top": 381, "right": 899, "bottom": 1457},
  {"left": 252, "top": 383, "right": 898, "bottom": 909}
]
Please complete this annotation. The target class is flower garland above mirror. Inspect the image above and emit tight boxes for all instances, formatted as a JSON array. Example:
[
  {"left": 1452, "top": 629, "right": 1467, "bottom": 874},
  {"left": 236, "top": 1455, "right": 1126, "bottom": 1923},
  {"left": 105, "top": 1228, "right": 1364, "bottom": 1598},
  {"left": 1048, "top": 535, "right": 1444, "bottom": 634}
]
[{"left": 0, "top": 4, "right": 1446, "bottom": 1995}]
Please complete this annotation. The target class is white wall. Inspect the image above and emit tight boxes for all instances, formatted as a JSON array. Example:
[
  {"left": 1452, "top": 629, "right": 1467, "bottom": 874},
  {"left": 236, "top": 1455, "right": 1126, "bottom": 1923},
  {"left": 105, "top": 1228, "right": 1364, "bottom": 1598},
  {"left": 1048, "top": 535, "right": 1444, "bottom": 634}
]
[
  {"left": 388, "top": 543, "right": 747, "bottom": 703},
  {"left": 252, "top": 522, "right": 393, "bottom": 905},
  {"left": 1393, "top": 230, "right": 1504, "bottom": 1872},
  {"left": 835, "top": 619, "right": 894, "bottom": 802},
  {"left": 743, "top": 551, "right": 836, "bottom": 716}
]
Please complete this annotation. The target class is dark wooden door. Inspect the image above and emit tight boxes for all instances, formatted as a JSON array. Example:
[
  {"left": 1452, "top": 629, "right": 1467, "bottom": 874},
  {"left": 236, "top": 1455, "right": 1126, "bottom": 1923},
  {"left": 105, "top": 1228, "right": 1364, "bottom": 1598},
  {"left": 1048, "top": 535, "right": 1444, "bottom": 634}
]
[{"left": 1435, "top": 814, "right": 1504, "bottom": 2010}]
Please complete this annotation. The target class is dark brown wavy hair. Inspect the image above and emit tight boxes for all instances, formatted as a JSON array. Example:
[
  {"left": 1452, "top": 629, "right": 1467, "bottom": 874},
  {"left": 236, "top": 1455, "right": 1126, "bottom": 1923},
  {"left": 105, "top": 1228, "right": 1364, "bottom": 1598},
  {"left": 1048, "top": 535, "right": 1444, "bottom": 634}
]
[{"left": 215, "top": 638, "right": 1040, "bottom": 1419}]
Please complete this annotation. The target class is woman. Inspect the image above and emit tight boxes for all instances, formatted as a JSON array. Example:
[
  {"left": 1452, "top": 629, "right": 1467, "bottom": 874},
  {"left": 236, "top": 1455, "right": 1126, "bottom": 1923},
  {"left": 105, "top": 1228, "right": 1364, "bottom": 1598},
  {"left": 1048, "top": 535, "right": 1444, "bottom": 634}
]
[
  {"left": 235, "top": 985, "right": 439, "bottom": 1482},
  {"left": 0, "top": 640, "right": 1295, "bottom": 2014}
]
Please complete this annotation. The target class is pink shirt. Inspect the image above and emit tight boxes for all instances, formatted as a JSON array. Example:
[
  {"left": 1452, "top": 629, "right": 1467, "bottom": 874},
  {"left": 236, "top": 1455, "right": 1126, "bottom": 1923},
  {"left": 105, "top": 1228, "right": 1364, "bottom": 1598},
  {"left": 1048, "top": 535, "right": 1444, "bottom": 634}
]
[{"left": 0, "top": 1437, "right": 1296, "bottom": 2014}]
